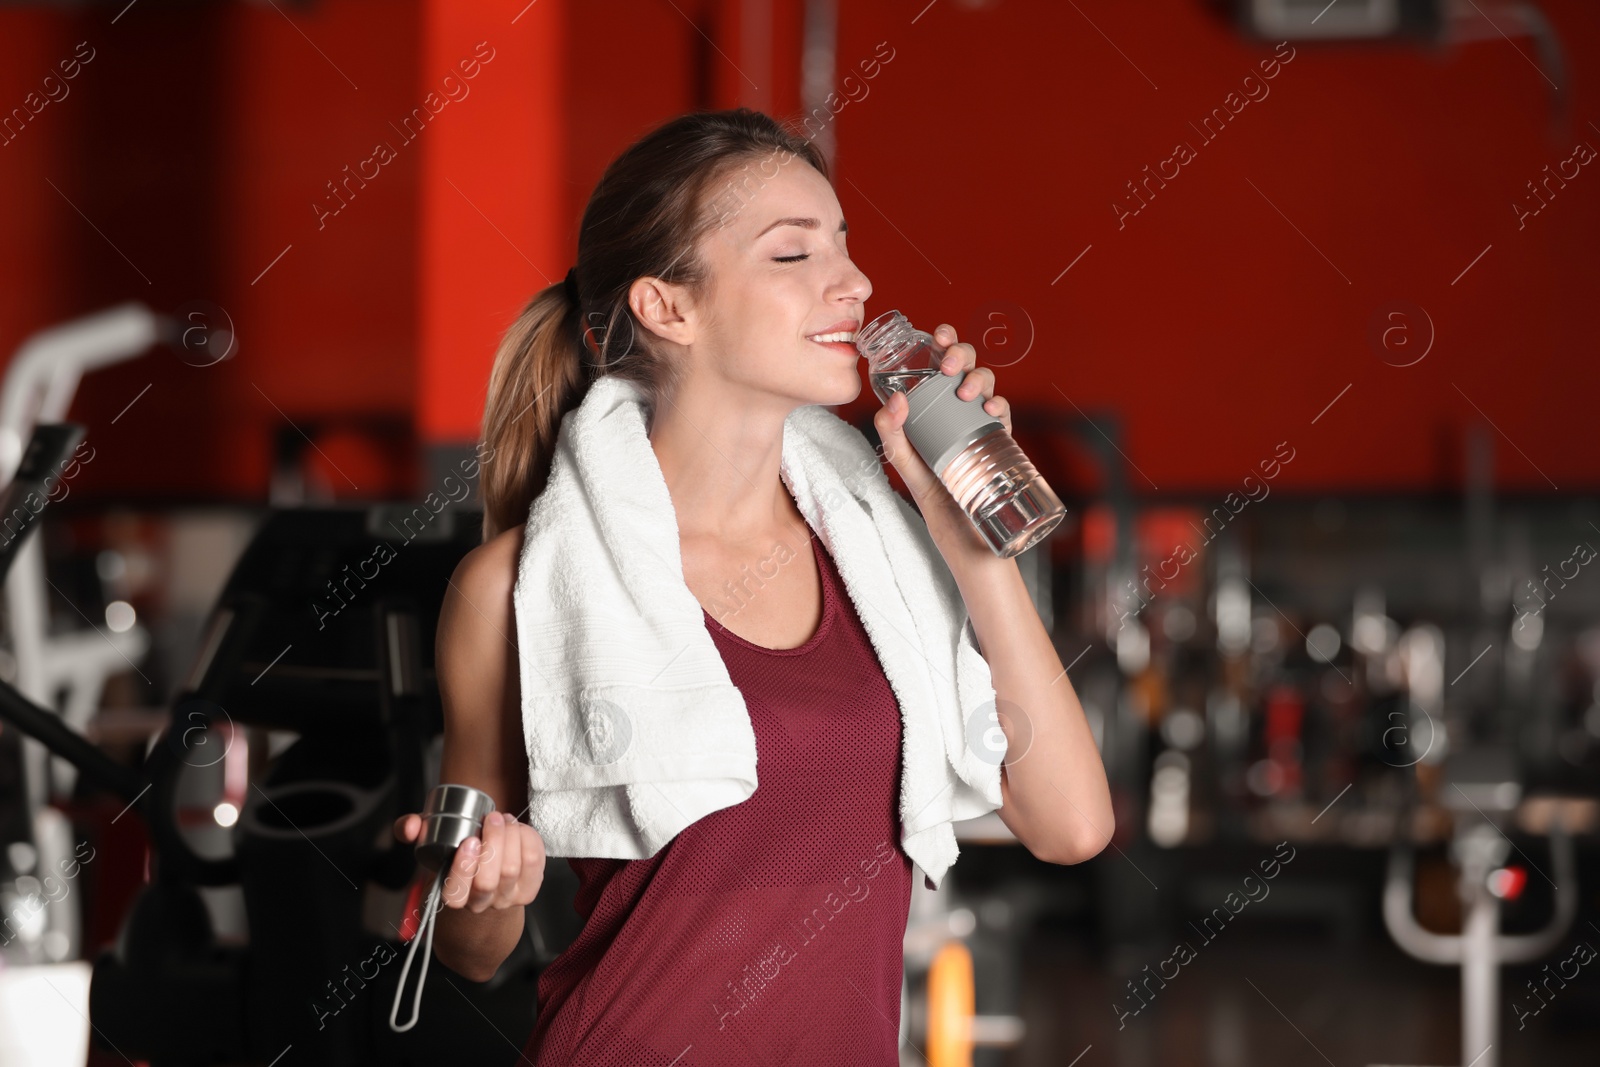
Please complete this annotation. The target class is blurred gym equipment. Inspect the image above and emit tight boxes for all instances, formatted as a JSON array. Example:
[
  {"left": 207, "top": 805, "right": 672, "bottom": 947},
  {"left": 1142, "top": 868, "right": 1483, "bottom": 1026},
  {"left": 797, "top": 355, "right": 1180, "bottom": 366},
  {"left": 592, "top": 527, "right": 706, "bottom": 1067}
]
[
  {"left": 0, "top": 306, "right": 546, "bottom": 1065},
  {"left": 1, "top": 500, "right": 548, "bottom": 1066},
  {"left": 1375, "top": 749, "right": 1576, "bottom": 1067}
]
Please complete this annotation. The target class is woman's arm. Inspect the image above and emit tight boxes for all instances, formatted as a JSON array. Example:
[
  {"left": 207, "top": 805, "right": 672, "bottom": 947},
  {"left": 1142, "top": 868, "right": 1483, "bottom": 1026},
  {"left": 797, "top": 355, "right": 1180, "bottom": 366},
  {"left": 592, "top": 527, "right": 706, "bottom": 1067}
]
[
  {"left": 926, "top": 516, "right": 1115, "bottom": 865},
  {"left": 394, "top": 525, "right": 546, "bottom": 983},
  {"left": 872, "top": 322, "right": 1115, "bottom": 865}
]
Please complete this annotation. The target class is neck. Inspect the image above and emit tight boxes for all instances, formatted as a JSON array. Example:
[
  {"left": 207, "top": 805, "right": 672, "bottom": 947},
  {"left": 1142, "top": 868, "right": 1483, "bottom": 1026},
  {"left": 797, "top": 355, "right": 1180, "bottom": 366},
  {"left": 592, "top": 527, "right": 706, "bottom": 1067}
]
[{"left": 648, "top": 378, "right": 801, "bottom": 545}]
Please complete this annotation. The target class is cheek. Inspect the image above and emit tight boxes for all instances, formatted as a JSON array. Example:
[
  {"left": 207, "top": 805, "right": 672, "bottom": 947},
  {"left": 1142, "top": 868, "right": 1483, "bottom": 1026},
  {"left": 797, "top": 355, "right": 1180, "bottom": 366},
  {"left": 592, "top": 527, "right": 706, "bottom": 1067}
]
[
  {"left": 743, "top": 275, "right": 812, "bottom": 341},
  {"left": 702, "top": 290, "right": 777, "bottom": 365},
  {"left": 704, "top": 258, "right": 833, "bottom": 373}
]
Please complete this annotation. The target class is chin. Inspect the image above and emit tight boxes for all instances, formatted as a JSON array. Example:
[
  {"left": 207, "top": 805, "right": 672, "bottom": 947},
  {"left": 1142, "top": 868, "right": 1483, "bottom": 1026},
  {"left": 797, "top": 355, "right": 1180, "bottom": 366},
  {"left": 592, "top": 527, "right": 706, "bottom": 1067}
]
[
  {"left": 771, "top": 358, "right": 862, "bottom": 411},
  {"left": 814, "top": 368, "right": 862, "bottom": 408}
]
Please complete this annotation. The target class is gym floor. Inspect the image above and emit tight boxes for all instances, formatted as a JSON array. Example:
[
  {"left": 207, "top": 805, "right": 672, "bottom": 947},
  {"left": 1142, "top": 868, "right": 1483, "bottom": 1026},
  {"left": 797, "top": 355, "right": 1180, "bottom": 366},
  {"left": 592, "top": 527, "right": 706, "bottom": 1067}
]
[
  {"left": 926, "top": 843, "right": 1600, "bottom": 1067},
  {"left": 1016, "top": 924, "right": 1598, "bottom": 1067}
]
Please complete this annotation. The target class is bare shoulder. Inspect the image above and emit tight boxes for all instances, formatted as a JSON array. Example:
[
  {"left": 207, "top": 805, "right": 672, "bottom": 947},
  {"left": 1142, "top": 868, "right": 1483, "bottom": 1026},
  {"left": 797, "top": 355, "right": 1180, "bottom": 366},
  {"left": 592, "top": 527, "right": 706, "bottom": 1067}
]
[
  {"left": 437, "top": 525, "right": 525, "bottom": 673},
  {"left": 447, "top": 526, "right": 525, "bottom": 616}
]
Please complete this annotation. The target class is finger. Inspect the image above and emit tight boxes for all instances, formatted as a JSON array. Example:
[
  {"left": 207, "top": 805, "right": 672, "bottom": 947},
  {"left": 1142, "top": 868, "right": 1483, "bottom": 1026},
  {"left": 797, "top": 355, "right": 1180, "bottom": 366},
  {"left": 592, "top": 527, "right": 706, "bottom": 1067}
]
[
  {"left": 392, "top": 813, "right": 419, "bottom": 843},
  {"left": 442, "top": 835, "right": 481, "bottom": 908},
  {"left": 469, "top": 811, "right": 505, "bottom": 913},
  {"left": 514, "top": 827, "right": 547, "bottom": 904},
  {"left": 937, "top": 342, "right": 976, "bottom": 377},
  {"left": 872, "top": 389, "right": 906, "bottom": 441},
  {"left": 955, "top": 367, "right": 996, "bottom": 402},
  {"left": 934, "top": 323, "right": 959, "bottom": 348},
  {"left": 985, "top": 394, "right": 1012, "bottom": 431},
  {"left": 875, "top": 393, "right": 913, "bottom": 462},
  {"left": 492, "top": 817, "right": 524, "bottom": 908}
]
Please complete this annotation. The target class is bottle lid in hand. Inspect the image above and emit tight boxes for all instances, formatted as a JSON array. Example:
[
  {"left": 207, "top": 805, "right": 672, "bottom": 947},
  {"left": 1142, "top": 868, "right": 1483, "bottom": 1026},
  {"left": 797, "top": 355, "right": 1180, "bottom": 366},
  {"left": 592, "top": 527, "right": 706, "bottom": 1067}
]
[{"left": 415, "top": 783, "right": 496, "bottom": 872}]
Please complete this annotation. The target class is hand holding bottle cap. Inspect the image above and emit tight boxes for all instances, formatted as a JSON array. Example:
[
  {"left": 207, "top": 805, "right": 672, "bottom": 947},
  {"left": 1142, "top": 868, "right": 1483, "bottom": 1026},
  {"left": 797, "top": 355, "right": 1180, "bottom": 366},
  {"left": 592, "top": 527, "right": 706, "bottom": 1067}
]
[{"left": 388, "top": 784, "right": 494, "bottom": 1032}]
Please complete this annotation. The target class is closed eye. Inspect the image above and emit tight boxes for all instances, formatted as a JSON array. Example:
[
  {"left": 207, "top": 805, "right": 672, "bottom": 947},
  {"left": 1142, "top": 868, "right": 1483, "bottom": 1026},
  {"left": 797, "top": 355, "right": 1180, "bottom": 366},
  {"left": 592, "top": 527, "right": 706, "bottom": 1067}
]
[{"left": 773, "top": 254, "right": 810, "bottom": 263}]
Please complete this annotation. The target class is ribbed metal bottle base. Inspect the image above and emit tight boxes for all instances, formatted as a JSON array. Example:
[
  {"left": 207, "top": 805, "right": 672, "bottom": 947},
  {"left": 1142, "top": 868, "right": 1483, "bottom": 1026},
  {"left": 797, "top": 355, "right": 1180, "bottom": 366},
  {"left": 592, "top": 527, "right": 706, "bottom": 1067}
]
[{"left": 940, "top": 427, "right": 1066, "bottom": 558}]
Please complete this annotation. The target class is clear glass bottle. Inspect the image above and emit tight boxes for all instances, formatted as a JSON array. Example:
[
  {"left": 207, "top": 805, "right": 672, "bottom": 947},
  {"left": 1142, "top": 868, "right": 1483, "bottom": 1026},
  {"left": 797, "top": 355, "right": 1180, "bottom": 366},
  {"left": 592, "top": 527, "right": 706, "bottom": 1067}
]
[{"left": 855, "top": 309, "right": 1066, "bottom": 559}]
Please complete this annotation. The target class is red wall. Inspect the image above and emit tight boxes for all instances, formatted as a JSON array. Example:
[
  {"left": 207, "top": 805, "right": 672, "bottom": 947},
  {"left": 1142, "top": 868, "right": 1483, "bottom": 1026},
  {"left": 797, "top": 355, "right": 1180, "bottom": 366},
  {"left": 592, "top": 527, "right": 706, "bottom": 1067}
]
[
  {"left": 0, "top": 0, "right": 1593, "bottom": 503},
  {"left": 825, "top": 2, "right": 1596, "bottom": 494},
  {"left": 0, "top": 12, "right": 71, "bottom": 354},
  {"left": 416, "top": 0, "right": 567, "bottom": 446},
  {"left": 218, "top": 0, "right": 423, "bottom": 498}
]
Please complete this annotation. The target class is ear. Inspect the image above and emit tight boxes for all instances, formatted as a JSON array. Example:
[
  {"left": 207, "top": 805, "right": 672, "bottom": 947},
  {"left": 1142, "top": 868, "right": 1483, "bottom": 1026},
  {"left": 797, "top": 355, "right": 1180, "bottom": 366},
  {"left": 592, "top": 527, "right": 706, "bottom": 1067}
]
[{"left": 629, "top": 275, "right": 696, "bottom": 346}]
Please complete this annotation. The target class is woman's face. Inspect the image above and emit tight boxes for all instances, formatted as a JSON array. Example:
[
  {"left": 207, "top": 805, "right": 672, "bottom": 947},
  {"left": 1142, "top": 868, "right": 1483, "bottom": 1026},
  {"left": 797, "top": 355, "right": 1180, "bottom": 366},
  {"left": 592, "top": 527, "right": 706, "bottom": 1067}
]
[{"left": 643, "top": 157, "right": 873, "bottom": 413}]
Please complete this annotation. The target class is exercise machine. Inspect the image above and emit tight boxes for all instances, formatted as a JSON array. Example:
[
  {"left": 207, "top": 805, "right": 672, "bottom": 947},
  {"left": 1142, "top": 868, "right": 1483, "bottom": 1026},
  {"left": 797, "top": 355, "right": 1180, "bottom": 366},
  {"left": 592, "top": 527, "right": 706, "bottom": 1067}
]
[{"left": 0, "top": 305, "right": 550, "bottom": 1065}]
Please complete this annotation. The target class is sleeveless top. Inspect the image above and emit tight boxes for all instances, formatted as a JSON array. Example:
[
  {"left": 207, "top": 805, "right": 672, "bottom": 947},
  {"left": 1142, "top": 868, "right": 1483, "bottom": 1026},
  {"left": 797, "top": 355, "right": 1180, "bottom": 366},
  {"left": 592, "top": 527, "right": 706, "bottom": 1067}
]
[{"left": 524, "top": 532, "right": 913, "bottom": 1065}]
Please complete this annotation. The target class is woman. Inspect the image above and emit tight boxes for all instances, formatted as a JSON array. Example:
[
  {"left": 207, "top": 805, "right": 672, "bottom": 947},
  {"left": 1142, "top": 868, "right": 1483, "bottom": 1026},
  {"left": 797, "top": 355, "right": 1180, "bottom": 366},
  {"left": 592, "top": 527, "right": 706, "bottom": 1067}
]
[{"left": 392, "top": 107, "right": 1112, "bottom": 1063}]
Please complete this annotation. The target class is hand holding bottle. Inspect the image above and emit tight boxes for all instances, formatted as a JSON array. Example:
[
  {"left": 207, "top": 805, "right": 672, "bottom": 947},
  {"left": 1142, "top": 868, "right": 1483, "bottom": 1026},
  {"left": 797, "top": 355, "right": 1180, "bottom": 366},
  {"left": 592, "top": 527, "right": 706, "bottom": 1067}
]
[
  {"left": 872, "top": 322, "right": 1009, "bottom": 508},
  {"left": 861, "top": 310, "right": 1062, "bottom": 559}
]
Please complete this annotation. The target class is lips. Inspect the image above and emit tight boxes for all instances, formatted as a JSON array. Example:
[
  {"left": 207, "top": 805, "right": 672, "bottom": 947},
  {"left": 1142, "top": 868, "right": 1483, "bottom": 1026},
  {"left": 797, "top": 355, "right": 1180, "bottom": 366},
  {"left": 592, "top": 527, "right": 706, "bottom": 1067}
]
[{"left": 805, "top": 318, "right": 862, "bottom": 345}]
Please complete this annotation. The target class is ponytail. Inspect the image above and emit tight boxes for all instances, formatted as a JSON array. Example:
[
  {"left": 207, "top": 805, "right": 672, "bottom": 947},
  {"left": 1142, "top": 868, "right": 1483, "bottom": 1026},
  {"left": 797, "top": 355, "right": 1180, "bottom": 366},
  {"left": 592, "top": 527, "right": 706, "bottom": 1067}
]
[{"left": 478, "top": 282, "right": 585, "bottom": 541}]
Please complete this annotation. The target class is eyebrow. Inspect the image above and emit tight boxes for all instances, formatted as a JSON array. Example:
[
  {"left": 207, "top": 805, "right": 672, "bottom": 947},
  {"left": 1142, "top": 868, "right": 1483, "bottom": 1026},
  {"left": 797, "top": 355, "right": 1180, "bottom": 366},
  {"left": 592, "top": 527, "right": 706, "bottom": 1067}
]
[{"left": 756, "top": 216, "right": 848, "bottom": 238}]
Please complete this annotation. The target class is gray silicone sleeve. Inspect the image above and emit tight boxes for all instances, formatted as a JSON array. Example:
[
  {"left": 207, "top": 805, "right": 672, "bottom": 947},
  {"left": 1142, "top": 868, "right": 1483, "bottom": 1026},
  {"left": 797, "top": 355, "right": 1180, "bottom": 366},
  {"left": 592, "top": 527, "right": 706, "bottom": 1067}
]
[{"left": 902, "top": 371, "right": 1004, "bottom": 477}]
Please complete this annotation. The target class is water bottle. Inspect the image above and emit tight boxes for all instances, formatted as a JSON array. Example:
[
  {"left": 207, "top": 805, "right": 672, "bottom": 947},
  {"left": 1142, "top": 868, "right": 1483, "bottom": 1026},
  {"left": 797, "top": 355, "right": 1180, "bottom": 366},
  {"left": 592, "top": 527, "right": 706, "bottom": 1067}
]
[{"left": 855, "top": 309, "right": 1065, "bottom": 559}]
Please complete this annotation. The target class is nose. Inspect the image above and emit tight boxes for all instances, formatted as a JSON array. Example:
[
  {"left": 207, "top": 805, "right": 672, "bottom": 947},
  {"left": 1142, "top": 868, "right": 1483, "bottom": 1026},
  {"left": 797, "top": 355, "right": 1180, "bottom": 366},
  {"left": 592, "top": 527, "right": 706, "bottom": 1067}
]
[{"left": 834, "top": 258, "right": 872, "bottom": 306}]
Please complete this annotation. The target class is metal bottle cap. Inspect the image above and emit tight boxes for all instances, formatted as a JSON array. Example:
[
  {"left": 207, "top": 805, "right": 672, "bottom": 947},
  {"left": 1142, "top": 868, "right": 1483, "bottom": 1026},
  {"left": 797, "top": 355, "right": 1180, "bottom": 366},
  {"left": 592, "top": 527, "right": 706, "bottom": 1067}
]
[{"left": 414, "top": 783, "right": 496, "bottom": 872}]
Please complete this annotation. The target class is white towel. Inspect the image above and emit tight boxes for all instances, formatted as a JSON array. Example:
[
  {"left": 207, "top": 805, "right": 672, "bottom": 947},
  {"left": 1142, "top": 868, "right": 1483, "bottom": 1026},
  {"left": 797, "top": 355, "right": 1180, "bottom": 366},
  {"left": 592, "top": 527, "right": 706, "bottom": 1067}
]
[{"left": 511, "top": 373, "right": 1004, "bottom": 891}]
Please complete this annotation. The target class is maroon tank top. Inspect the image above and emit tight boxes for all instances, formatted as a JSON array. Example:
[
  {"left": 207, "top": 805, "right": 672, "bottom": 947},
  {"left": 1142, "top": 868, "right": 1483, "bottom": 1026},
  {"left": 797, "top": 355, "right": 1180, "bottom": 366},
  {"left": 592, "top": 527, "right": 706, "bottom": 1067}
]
[{"left": 525, "top": 532, "right": 913, "bottom": 1065}]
